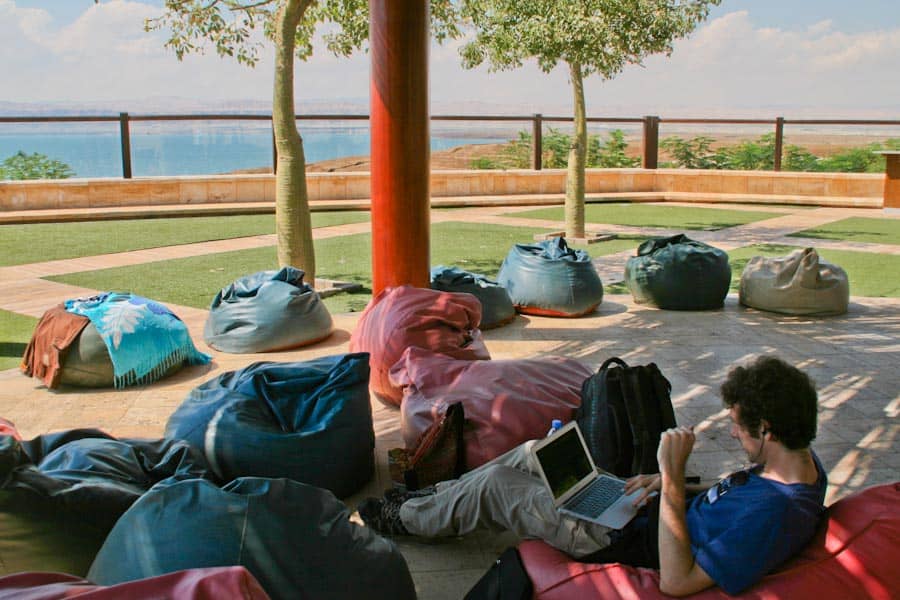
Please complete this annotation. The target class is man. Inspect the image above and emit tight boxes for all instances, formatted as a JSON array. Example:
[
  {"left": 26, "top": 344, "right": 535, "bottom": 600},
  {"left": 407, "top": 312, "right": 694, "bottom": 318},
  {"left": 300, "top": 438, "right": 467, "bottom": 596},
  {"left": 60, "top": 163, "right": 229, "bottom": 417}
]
[{"left": 359, "top": 356, "right": 827, "bottom": 596}]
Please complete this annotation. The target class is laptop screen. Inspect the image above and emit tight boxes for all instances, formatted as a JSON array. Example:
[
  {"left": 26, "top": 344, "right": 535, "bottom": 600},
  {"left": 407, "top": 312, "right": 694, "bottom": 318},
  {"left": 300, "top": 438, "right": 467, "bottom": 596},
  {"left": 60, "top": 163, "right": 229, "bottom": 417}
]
[{"left": 534, "top": 427, "right": 594, "bottom": 499}]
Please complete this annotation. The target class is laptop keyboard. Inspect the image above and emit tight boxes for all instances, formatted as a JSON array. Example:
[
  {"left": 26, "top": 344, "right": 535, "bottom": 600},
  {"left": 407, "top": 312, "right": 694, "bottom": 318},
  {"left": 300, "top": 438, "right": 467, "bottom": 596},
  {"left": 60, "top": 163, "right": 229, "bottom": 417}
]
[{"left": 565, "top": 477, "right": 626, "bottom": 517}]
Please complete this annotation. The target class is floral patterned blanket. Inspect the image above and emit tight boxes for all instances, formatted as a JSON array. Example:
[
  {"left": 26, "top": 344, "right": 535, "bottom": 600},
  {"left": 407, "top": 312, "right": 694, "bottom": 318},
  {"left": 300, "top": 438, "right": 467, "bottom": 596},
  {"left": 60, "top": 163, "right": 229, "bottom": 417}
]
[{"left": 65, "top": 292, "right": 211, "bottom": 388}]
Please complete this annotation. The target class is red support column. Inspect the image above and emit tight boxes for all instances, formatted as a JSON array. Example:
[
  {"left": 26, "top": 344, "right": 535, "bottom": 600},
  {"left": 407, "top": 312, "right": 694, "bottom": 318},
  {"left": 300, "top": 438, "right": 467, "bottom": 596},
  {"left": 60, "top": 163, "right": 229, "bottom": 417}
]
[{"left": 369, "top": 0, "right": 431, "bottom": 295}]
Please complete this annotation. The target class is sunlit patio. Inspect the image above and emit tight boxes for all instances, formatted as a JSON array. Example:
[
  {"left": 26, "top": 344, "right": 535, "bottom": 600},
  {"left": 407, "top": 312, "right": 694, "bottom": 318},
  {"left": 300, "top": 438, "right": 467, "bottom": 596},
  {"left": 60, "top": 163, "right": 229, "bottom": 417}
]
[{"left": 1, "top": 200, "right": 897, "bottom": 598}]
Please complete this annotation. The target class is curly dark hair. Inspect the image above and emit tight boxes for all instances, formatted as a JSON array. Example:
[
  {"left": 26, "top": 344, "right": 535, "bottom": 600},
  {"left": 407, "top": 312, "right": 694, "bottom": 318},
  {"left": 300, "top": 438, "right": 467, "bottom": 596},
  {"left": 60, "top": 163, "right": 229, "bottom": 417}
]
[{"left": 721, "top": 356, "right": 818, "bottom": 450}]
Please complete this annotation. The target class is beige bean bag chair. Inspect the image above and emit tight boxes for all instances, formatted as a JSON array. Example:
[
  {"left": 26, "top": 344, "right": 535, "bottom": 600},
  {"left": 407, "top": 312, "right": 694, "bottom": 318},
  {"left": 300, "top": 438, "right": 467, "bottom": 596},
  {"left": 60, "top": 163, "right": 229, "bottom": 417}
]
[{"left": 739, "top": 248, "right": 849, "bottom": 316}]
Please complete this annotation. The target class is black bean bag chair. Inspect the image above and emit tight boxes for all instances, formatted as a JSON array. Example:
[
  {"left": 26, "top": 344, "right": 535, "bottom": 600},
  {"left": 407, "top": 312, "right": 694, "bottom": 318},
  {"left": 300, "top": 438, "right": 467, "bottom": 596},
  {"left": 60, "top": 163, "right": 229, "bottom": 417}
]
[
  {"left": 165, "top": 354, "right": 374, "bottom": 498},
  {"left": 430, "top": 265, "right": 516, "bottom": 329},
  {"left": 740, "top": 248, "right": 849, "bottom": 316},
  {"left": 87, "top": 477, "right": 417, "bottom": 600},
  {"left": 204, "top": 267, "right": 333, "bottom": 353},
  {"left": 497, "top": 237, "right": 604, "bottom": 317},
  {"left": 0, "top": 429, "right": 211, "bottom": 576},
  {"left": 625, "top": 234, "right": 731, "bottom": 310}
]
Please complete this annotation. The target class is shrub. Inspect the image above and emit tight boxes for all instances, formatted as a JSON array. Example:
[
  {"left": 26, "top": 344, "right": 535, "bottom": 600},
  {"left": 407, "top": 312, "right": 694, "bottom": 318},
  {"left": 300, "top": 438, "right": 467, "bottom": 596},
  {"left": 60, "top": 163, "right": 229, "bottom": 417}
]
[{"left": 0, "top": 151, "right": 75, "bottom": 180}]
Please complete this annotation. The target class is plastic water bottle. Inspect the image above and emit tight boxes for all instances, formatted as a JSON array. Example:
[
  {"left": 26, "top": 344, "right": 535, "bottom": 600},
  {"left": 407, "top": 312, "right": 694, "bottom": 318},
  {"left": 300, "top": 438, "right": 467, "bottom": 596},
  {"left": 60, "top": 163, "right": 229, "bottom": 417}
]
[{"left": 546, "top": 419, "right": 563, "bottom": 437}]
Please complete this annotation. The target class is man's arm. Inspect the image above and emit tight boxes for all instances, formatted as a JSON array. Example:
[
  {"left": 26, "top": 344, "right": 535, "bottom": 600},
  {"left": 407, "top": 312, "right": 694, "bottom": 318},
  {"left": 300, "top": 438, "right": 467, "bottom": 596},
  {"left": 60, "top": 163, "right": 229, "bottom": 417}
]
[{"left": 656, "top": 427, "right": 715, "bottom": 597}]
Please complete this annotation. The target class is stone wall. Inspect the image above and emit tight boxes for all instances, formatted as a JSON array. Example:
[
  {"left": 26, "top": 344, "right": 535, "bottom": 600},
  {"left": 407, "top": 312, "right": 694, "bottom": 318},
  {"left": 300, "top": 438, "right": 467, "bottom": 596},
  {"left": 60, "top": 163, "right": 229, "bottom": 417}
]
[{"left": 0, "top": 168, "right": 884, "bottom": 212}]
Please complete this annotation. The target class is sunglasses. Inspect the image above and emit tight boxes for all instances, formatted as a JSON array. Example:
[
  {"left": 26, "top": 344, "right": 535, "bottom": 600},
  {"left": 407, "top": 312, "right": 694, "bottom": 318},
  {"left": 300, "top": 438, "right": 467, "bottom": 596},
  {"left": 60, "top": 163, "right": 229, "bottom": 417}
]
[{"left": 705, "top": 469, "right": 750, "bottom": 504}]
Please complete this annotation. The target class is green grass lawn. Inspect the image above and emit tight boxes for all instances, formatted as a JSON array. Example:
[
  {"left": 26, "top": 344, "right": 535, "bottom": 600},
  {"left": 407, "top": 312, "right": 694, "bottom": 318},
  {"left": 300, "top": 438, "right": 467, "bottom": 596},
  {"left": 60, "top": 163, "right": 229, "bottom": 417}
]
[
  {"left": 0, "top": 310, "right": 37, "bottom": 371},
  {"left": 789, "top": 217, "right": 900, "bottom": 246},
  {"left": 45, "top": 223, "right": 644, "bottom": 314},
  {"left": 0, "top": 211, "right": 371, "bottom": 267},
  {"left": 607, "top": 244, "right": 900, "bottom": 297},
  {"left": 508, "top": 203, "right": 785, "bottom": 231}
]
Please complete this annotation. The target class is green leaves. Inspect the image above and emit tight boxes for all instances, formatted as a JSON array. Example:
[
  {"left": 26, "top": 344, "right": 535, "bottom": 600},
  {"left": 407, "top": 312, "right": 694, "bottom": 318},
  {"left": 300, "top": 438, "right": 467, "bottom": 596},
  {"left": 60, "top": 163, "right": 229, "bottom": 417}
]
[
  {"left": 0, "top": 151, "right": 75, "bottom": 180},
  {"left": 660, "top": 134, "right": 900, "bottom": 173},
  {"left": 459, "top": 0, "right": 721, "bottom": 78},
  {"left": 145, "top": 0, "right": 462, "bottom": 65}
]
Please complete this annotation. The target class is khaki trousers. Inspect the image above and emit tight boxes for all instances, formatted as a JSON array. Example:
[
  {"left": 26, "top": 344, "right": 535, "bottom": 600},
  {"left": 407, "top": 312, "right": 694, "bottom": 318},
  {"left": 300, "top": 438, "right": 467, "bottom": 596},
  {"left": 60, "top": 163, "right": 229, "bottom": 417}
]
[{"left": 399, "top": 440, "right": 612, "bottom": 558}]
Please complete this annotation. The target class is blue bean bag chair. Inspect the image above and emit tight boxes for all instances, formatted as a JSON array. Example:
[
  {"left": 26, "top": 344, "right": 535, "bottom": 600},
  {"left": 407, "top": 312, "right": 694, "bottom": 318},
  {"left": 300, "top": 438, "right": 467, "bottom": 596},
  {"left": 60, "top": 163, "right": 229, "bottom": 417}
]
[
  {"left": 497, "top": 237, "right": 603, "bottom": 317},
  {"left": 430, "top": 265, "right": 516, "bottom": 329},
  {"left": 204, "top": 267, "right": 333, "bottom": 353},
  {"left": 625, "top": 235, "right": 731, "bottom": 310},
  {"left": 87, "top": 477, "right": 417, "bottom": 600},
  {"left": 165, "top": 354, "right": 374, "bottom": 498}
]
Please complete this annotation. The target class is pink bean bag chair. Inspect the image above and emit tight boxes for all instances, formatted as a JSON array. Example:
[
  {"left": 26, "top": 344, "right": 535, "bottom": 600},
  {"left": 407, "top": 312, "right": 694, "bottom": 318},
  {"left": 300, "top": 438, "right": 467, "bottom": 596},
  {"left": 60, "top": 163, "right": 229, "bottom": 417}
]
[
  {"left": 519, "top": 481, "right": 899, "bottom": 599},
  {"left": 0, "top": 567, "right": 269, "bottom": 600},
  {"left": 391, "top": 347, "right": 591, "bottom": 468},
  {"left": 349, "top": 286, "right": 490, "bottom": 407}
]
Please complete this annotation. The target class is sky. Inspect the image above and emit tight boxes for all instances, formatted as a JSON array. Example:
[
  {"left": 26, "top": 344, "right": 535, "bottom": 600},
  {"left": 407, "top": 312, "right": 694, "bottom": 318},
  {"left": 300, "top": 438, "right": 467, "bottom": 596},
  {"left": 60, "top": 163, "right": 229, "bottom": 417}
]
[{"left": 3, "top": 0, "right": 899, "bottom": 117}]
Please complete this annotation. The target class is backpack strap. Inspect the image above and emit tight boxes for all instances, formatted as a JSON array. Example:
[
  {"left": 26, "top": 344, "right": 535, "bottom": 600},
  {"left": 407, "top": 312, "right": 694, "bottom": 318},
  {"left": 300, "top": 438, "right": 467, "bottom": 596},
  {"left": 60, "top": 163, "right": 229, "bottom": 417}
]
[
  {"left": 598, "top": 356, "right": 629, "bottom": 373},
  {"left": 619, "top": 367, "right": 650, "bottom": 475}
]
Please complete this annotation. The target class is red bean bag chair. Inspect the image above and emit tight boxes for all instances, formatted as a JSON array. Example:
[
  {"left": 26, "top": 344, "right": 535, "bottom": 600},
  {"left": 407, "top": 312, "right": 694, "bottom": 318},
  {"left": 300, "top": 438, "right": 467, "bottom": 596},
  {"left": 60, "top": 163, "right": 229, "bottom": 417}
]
[
  {"left": 349, "top": 286, "right": 491, "bottom": 407},
  {"left": 519, "top": 481, "right": 899, "bottom": 599},
  {"left": 391, "top": 347, "right": 591, "bottom": 468},
  {"left": 0, "top": 567, "right": 270, "bottom": 600}
]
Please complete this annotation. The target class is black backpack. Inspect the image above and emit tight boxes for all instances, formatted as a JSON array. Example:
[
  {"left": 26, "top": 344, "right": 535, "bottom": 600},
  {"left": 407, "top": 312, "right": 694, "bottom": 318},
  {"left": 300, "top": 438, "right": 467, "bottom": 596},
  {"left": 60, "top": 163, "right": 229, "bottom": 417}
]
[{"left": 576, "top": 357, "right": 676, "bottom": 477}]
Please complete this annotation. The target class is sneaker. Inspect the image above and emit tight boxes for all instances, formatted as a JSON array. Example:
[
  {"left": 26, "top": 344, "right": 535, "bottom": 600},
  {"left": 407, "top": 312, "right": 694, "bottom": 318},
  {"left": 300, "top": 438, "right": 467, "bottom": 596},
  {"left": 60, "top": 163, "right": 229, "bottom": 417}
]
[
  {"left": 385, "top": 485, "right": 437, "bottom": 503},
  {"left": 358, "top": 495, "right": 409, "bottom": 536}
]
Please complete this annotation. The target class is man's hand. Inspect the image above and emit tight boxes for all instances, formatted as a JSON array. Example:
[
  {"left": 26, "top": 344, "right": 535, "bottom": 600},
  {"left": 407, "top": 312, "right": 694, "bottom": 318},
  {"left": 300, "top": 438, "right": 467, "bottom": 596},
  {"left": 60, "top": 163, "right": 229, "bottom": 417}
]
[
  {"left": 657, "top": 426, "right": 695, "bottom": 479},
  {"left": 624, "top": 473, "right": 660, "bottom": 506}
]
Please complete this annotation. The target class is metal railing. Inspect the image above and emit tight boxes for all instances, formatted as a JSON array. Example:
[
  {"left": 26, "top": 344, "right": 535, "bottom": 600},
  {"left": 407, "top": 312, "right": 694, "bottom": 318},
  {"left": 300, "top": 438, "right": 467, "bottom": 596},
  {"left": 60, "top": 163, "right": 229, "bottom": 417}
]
[{"left": 2, "top": 112, "right": 898, "bottom": 178}]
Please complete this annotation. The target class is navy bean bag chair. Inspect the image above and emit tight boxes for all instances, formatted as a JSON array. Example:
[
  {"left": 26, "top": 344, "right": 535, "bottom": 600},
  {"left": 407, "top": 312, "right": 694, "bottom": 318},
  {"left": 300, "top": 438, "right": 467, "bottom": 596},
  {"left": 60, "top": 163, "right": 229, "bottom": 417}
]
[
  {"left": 0, "top": 427, "right": 210, "bottom": 576},
  {"left": 430, "top": 265, "right": 516, "bottom": 329},
  {"left": 87, "top": 478, "right": 417, "bottom": 600},
  {"left": 497, "top": 237, "right": 603, "bottom": 317},
  {"left": 740, "top": 248, "right": 849, "bottom": 316},
  {"left": 204, "top": 267, "right": 333, "bottom": 353},
  {"left": 165, "top": 354, "right": 374, "bottom": 498},
  {"left": 625, "top": 235, "right": 731, "bottom": 310}
]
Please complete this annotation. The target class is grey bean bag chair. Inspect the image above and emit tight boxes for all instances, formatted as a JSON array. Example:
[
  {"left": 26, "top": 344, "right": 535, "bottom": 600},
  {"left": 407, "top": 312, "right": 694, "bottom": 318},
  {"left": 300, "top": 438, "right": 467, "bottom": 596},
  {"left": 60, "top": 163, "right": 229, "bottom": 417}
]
[
  {"left": 57, "top": 323, "right": 185, "bottom": 388},
  {"left": 625, "top": 234, "right": 731, "bottom": 310},
  {"left": 87, "top": 477, "right": 417, "bottom": 600},
  {"left": 430, "top": 265, "right": 516, "bottom": 329},
  {"left": 740, "top": 247, "right": 849, "bottom": 316},
  {"left": 497, "top": 237, "right": 604, "bottom": 317},
  {"left": 204, "top": 267, "right": 333, "bottom": 353}
]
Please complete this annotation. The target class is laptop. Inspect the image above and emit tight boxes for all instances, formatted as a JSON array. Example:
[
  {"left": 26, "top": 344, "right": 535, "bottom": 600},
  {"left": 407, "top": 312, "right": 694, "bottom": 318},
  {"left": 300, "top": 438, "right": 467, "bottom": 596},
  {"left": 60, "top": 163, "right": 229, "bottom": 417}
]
[{"left": 531, "top": 421, "right": 644, "bottom": 529}]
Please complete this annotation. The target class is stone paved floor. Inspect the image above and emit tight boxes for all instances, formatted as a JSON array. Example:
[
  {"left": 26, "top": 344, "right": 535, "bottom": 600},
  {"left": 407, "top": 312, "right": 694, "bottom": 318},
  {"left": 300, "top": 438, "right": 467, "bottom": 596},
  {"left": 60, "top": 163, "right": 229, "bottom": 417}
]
[{"left": 1, "top": 202, "right": 898, "bottom": 598}]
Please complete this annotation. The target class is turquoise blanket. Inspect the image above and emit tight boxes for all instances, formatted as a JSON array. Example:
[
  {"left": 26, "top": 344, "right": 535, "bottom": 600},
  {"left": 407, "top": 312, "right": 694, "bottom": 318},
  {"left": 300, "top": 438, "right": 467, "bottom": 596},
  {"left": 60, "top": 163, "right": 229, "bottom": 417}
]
[{"left": 65, "top": 293, "right": 211, "bottom": 388}]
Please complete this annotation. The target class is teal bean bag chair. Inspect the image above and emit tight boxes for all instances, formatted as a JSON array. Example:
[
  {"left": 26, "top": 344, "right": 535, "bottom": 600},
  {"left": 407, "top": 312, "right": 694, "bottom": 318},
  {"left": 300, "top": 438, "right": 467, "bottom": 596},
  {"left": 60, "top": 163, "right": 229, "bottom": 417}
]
[
  {"left": 165, "top": 353, "right": 374, "bottom": 498},
  {"left": 87, "top": 477, "right": 417, "bottom": 600},
  {"left": 204, "top": 267, "right": 333, "bottom": 353},
  {"left": 497, "top": 237, "right": 604, "bottom": 317},
  {"left": 430, "top": 265, "right": 516, "bottom": 329},
  {"left": 625, "top": 234, "right": 731, "bottom": 310}
]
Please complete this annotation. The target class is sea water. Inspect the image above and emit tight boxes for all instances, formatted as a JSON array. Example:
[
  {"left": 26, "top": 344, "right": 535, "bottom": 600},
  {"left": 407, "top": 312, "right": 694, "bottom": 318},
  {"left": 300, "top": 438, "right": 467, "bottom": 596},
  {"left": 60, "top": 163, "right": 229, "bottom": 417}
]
[{"left": 0, "top": 126, "right": 507, "bottom": 178}]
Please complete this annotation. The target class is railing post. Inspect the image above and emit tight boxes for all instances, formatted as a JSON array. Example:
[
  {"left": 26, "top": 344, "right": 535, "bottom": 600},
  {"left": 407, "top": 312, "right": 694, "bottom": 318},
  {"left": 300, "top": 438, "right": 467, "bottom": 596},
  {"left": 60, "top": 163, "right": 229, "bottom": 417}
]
[
  {"left": 773, "top": 116, "right": 785, "bottom": 171},
  {"left": 119, "top": 112, "right": 132, "bottom": 179},
  {"left": 642, "top": 115, "right": 659, "bottom": 169},
  {"left": 532, "top": 113, "right": 543, "bottom": 170}
]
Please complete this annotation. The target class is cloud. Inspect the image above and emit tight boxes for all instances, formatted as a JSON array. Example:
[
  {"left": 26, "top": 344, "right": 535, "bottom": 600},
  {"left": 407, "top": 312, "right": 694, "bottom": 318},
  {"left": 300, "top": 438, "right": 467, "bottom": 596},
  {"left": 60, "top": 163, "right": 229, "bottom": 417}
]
[{"left": 3, "top": 3, "right": 900, "bottom": 117}]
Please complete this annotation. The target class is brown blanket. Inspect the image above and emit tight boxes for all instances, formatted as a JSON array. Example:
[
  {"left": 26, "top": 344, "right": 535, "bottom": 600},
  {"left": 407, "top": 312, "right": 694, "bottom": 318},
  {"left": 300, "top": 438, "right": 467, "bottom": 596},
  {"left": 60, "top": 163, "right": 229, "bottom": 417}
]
[{"left": 20, "top": 305, "right": 89, "bottom": 389}]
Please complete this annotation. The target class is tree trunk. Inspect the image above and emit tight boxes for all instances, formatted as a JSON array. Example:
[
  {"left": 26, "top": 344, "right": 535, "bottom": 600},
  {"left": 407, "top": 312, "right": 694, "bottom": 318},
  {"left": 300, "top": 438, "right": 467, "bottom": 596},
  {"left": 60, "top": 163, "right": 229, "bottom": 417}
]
[
  {"left": 565, "top": 61, "right": 587, "bottom": 239},
  {"left": 273, "top": 0, "right": 316, "bottom": 283}
]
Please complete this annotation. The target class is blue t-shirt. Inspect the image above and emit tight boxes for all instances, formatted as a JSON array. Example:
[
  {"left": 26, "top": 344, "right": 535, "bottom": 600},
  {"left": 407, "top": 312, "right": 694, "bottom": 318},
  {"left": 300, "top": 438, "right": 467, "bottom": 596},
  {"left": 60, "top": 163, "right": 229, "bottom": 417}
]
[{"left": 686, "top": 452, "right": 827, "bottom": 595}]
